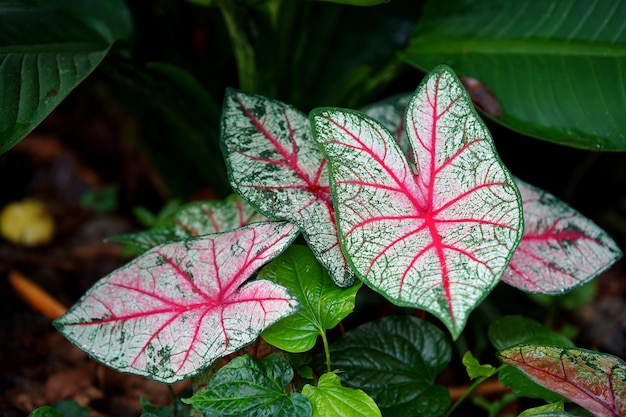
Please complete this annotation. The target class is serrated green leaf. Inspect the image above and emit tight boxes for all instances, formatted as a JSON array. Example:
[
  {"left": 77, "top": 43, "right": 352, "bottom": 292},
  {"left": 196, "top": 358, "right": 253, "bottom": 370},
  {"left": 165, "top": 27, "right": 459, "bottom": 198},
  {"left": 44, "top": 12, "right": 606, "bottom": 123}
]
[
  {"left": 323, "top": 315, "right": 451, "bottom": 417},
  {"left": 498, "top": 345, "right": 626, "bottom": 417},
  {"left": 311, "top": 64, "right": 523, "bottom": 338},
  {"left": 109, "top": 195, "right": 266, "bottom": 251},
  {"left": 302, "top": 372, "right": 381, "bottom": 417},
  {"left": 489, "top": 315, "right": 573, "bottom": 402},
  {"left": 0, "top": 0, "right": 131, "bottom": 154},
  {"left": 260, "top": 244, "right": 361, "bottom": 353},
  {"left": 462, "top": 351, "right": 497, "bottom": 379},
  {"left": 183, "top": 354, "right": 312, "bottom": 417},
  {"left": 401, "top": 0, "right": 626, "bottom": 150}
]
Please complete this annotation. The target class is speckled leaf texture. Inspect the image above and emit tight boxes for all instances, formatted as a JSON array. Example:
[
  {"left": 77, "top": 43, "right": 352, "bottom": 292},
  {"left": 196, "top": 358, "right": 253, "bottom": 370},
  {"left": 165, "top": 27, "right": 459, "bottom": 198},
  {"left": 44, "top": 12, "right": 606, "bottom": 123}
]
[
  {"left": 311, "top": 65, "right": 523, "bottom": 338},
  {"left": 110, "top": 195, "right": 266, "bottom": 251},
  {"left": 55, "top": 222, "right": 300, "bottom": 384},
  {"left": 502, "top": 178, "right": 622, "bottom": 294},
  {"left": 221, "top": 89, "right": 354, "bottom": 287},
  {"left": 499, "top": 345, "right": 626, "bottom": 417}
]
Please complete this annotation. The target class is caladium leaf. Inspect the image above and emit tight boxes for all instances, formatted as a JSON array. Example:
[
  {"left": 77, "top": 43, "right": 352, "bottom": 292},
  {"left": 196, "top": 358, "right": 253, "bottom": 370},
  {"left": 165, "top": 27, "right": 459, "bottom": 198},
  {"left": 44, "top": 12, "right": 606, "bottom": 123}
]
[
  {"left": 323, "top": 316, "right": 451, "bottom": 417},
  {"left": 221, "top": 89, "right": 354, "bottom": 287},
  {"left": 359, "top": 93, "right": 412, "bottom": 157},
  {"left": 259, "top": 244, "right": 361, "bottom": 353},
  {"left": 498, "top": 345, "right": 626, "bottom": 417},
  {"left": 302, "top": 372, "right": 381, "bottom": 417},
  {"left": 55, "top": 222, "right": 300, "bottom": 384},
  {"left": 183, "top": 354, "right": 312, "bottom": 417},
  {"left": 312, "top": 64, "right": 523, "bottom": 338},
  {"left": 502, "top": 178, "right": 622, "bottom": 294},
  {"left": 110, "top": 195, "right": 266, "bottom": 251}
]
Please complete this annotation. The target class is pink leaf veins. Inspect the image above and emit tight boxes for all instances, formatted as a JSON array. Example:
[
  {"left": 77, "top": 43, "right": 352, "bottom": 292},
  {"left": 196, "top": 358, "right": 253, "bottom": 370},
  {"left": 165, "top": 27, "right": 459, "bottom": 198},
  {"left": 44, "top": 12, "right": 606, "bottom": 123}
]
[
  {"left": 221, "top": 89, "right": 354, "bottom": 287},
  {"left": 55, "top": 222, "right": 300, "bottom": 384},
  {"left": 312, "top": 65, "right": 523, "bottom": 338}
]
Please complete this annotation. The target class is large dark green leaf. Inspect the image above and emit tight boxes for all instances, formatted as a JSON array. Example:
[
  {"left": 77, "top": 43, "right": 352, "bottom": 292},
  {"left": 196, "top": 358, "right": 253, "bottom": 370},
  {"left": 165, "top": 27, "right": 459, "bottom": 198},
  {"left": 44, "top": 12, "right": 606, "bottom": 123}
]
[
  {"left": 323, "top": 316, "right": 451, "bottom": 417},
  {"left": 401, "top": 0, "right": 626, "bottom": 150},
  {"left": 0, "top": 0, "right": 131, "bottom": 154}
]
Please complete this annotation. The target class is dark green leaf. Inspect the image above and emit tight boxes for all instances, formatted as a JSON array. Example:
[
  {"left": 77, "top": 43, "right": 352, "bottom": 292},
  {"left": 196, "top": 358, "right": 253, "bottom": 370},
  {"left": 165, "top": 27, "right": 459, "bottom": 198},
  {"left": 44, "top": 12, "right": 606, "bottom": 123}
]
[
  {"left": 302, "top": 372, "right": 381, "bottom": 417},
  {"left": 0, "top": 0, "right": 130, "bottom": 154},
  {"left": 260, "top": 245, "right": 361, "bottom": 353},
  {"left": 183, "top": 354, "right": 312, "bottom": 417},
  {"left": 401, "top": 0, "right": 626, "bottom": 150},
  {"left": 324, "top": 316, "right": 451, "bottom": 417}
]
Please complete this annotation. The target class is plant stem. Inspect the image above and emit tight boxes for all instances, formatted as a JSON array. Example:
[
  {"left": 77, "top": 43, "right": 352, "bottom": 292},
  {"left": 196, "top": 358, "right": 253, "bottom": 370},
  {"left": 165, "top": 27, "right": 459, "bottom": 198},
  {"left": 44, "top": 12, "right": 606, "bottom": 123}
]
[
  {"left": 443, "top": 364, "right": 507, "bottom": 417},
  {"left": 320, "top": 329, "right": 331, "bottom": 374}
]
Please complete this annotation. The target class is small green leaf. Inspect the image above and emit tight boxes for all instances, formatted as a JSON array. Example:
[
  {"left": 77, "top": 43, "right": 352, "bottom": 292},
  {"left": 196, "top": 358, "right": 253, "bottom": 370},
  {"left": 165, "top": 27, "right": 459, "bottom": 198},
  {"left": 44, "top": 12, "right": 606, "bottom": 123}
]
[
  {"left": 302, "top": 373, "right": 381, "bottom": 417},
  {"left": 183, "top": 354, "right": 312, "bottom": 417},
  {"left": 28, "top": 407, "right": 63, "bottom": 417},
  {"left": 518, "top": 401, "right": 565, "bottom": 417},
  {"left": 260, "top": 245, "right": 361, "bottom": 353},
  {"left": 489, "top": 315, "right": 573, "bottom": 402},
  {"left": 462, "top": 351, "right": 496, "bottom": 379},
  {"left": 324, "top": 316, "right": 451, "bottom": 417}
]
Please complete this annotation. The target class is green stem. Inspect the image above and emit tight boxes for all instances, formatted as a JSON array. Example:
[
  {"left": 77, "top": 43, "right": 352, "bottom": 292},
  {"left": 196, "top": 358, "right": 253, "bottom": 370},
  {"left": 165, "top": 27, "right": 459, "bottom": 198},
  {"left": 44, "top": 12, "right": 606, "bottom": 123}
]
[
  {"left": 215, "top": 0, "right": 257, "bottom": 91},
  {"left": 320, "top": 329, "right": 331, "bottom": 374},
  {"left": 443, "top": 364, "right": 507, "bottom": 417}
]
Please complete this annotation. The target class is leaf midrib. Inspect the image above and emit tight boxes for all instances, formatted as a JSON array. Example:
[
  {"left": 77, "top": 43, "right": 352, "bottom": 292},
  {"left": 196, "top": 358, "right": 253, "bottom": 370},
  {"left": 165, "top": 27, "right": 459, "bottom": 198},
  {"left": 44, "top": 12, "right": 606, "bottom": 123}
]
[{"left": 408, "top": 38, "right": 626, "bottom": 57}]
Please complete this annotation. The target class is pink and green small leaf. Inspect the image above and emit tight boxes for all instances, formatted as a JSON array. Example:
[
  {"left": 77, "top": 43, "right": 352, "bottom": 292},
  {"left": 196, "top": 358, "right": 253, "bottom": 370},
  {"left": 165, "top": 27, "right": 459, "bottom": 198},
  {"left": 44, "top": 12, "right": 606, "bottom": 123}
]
[
  {"left": 221, "top": 89, "right": 354, "bottom": 288},
  {"left": 312, "top": 65, "right": 523, "bottom": 338},
  {"left": 302, "top": 372, "right": 381, "bottom": 417},
  {"left": 259, "top": 244, "right": 361, "bottom": 353},
  {"left": 54, "top": 222, "right": 300, "bottom": 384},
  {"left": 183, "top": 354, "right": 312, "bottom": 417},
  {"left": 498, "top": 345, "right": 626, "bottom": 417},
  {"left": 502, "top": 178, "right": 623, "bottom": 294},
  {"left": 110, "top": 194, "right": 266, "bottom": 251}
]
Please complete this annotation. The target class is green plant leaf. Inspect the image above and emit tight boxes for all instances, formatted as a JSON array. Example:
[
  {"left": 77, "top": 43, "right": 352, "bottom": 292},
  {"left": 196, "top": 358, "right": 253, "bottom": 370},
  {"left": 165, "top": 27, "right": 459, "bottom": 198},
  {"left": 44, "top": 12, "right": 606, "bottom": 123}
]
[
  {"left": 311, "top": 64, "right": 523, "bottom": 338},
  {"left": 498, "top": 345, "right": 626, "bottom": 417},
  {"left": 0, "top": 0, "right": 131, "bottom": 154},
  {"left": 518, "top": 401, "right": 565, "bottom": 417},
  {"left": 313, "top": 0, "right": 390, "bottom": 5},
  {"left": 302, "top": 372, "right": 381, "bottom": 417},
  {"left": 259, "top": 245, "right": 361, "bottom": 353},
  {"left": 109, "top": 195, "right": 266, "bottom": 251},
  {"left": 323, "top": 315, "right": 451, "bottom": 417},
  {"left": 462, "top": 351, "right": 497, "bottom": 379},
  {"left": 221, "top": 88, "right": 354, "bottom": 287},
  {"left": 401, "top": 0, "right": 626, "bottom": 150},
  {"left": 184, "top": 354, "right": 312, "bottom": 417},
  {"left": 28, "top": 407, "right": 63, "bottom": 417},
  {"left": 489, "top": 315, "right": 574, "bottom": 402}
]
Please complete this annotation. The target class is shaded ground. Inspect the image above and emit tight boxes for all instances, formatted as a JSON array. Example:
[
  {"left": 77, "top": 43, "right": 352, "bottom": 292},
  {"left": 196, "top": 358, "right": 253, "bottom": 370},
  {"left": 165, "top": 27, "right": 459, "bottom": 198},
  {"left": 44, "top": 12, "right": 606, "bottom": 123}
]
[{"left": 0, "top": 104, "right": 625, "bottom": 417}]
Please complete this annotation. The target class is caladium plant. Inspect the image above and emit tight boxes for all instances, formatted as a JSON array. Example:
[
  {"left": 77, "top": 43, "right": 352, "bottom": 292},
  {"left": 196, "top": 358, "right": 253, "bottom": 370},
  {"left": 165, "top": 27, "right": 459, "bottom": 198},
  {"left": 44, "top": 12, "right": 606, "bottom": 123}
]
[{"left": 52, "top": 64, "right": 623, "bottom": 417}]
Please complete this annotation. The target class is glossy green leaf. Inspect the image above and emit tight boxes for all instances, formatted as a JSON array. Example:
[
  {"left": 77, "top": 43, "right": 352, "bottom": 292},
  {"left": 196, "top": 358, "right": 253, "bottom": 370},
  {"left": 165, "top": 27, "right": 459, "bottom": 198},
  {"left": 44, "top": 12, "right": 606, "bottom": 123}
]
[
  {"left": 324, "top": 316, "right": 451, "bottom": 417},
  {"left": 518, "top": 401, "right": 566, "bottom": 417},
  {"left": 183, "top": 354, "right": 312, "bottom": 417},
  {"left": 499, "top": 345, "right": 626, "bottom": 417},
  {"left": 0, "top": 0, "right": 131, "bottom": 154},
  {"left": 221, "top": 89, "right": 354, "bottom": 287},
  {"left": 462, "top": 351, "right": 497, "bottom": 379},
  {"left": 259, "top": 245, "right": 361, "bottom": 353},
  {"left": 28, "top": 407, "right": 63, "bottom": 417},
  {"left": 489, "top": 315, "right": 573, "bottom": 402},
  {"left": 401, "top": 0, "right": 626, "bottom": 150},
  {"left": 302, "top": 372, "right": 381, "bottom": 417},
  {"left": 312, "top": 65, "right": 523, "bottom": 338},
  {"left": 110, "top": 195, "right": 266, "bottom": 251}
]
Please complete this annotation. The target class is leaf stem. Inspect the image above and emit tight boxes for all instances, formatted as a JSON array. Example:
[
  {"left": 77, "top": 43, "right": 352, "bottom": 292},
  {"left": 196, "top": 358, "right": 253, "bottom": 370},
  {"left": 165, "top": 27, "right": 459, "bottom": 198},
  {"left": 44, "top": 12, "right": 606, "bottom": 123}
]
[
  {"left": 320, "top": 329, "right": 331, "bottom": 374},
  {"left": 443, "top": 364, "right": 507, "bottom": 417}
]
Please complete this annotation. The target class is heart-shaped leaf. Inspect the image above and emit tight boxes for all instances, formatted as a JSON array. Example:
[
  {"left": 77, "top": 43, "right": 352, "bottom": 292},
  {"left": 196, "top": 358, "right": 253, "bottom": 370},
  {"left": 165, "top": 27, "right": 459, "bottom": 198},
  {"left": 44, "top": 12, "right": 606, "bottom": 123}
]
[
  {"left": 312, "top": 65, "right": 523, "bottom": 338},
  {"left": 302, "top": 372, "right": 381, "bottom": 417},
  {"left": 401, "top": 0, "right": 626, "bottom": 150},
  {"left": 110, "top": 195, "right": 266, "bottom": 251},
  {"left": 259, "top": 244, "right": 361, "bottom": 353},
  {"left": 221, "top": 89, "right": 354, "bottom": 287},
  {"left": 462, "top": 351, "right": 497, "bottom": 379},
  {"left": 322, "top": 315, "right": 451, "bottom": 417},
  {"left": 55, "top": 222, "right": 300, "bottom": 383},
  {"left": 0, "top": 0, "right": 132, "bottom": 154},
  {"left": 183, "top": 354, "right": 312, "bottom": 417},
  {"left": 502, "top": 178, "right": 622, "bottom": 294},
  {"left": 498, "top": 345, "right": 626, "bottom": 417}
]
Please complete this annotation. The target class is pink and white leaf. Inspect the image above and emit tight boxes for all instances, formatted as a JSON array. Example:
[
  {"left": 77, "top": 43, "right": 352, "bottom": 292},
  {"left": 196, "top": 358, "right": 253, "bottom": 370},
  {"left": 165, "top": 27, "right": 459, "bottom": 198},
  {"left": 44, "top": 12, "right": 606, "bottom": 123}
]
[
  {"left": 499, "top": 345, "right": 626, "bottom": 417},
  {"left": 503, "top": 178, "right": 622, "bottom": 294},
  {"left": 221, "top": 89, "right": 353, "bottom": 287},
  {"left": 312, "top": 65, "right": 523, "bottom": 338},
  {"left": 54, "top": 222, "right": 300, "bottom": 384}
]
